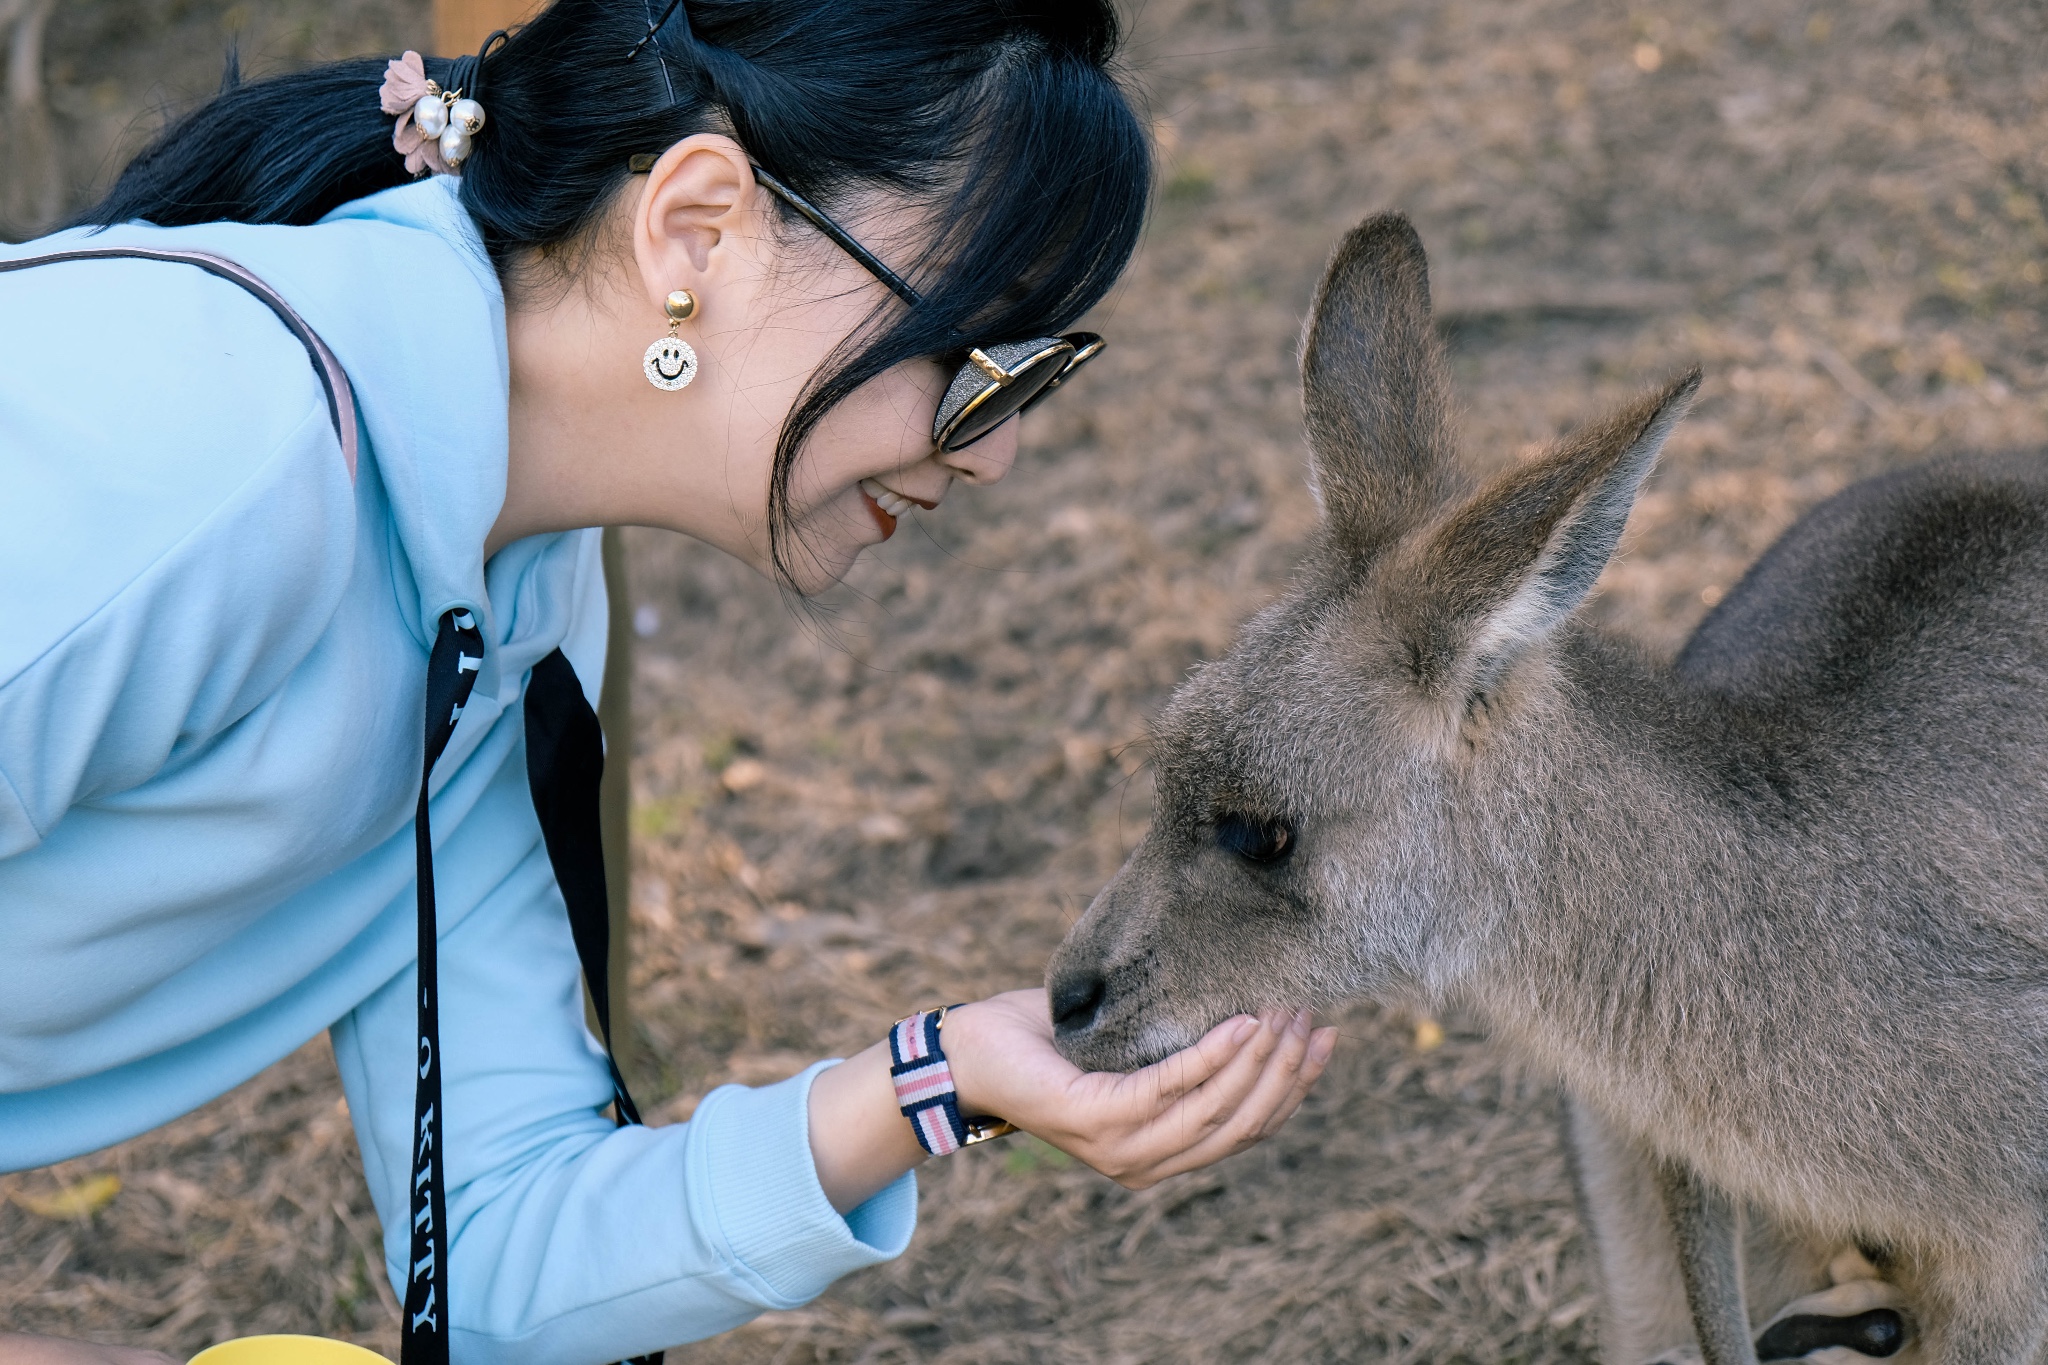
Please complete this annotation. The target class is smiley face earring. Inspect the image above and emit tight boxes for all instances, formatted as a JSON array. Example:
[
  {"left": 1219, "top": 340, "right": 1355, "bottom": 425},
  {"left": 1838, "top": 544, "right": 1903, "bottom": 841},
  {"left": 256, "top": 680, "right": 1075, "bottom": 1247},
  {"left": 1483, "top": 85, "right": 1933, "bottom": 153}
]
[{"left": 642, "top": 289, "right": 699, "bottom": 391}]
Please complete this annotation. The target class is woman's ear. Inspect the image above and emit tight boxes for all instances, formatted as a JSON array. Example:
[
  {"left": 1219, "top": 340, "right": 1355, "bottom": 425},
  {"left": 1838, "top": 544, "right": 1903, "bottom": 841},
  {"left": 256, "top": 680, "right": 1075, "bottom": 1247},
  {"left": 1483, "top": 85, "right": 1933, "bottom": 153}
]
[{"left": 629, "top": 134, "right": 762, "bottom": 313}]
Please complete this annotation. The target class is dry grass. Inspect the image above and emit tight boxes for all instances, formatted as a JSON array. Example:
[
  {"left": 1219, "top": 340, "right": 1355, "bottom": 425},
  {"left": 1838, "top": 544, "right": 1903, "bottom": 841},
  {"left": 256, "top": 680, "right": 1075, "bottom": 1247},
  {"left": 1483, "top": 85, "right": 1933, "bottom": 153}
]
[
  {"left": 6, "top": 0, "right": 2048, "bottom": 1360},
  {"left": 0, "top": 1056, "right": 396, "bottom": 1353}
]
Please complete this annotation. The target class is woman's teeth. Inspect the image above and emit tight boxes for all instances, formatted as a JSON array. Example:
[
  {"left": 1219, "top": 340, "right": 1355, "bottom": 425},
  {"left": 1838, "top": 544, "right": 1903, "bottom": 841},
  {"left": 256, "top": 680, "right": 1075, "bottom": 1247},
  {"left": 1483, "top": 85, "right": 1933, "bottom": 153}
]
[{"left": 860, "top": 478, "right": 916, "bottom": 518}]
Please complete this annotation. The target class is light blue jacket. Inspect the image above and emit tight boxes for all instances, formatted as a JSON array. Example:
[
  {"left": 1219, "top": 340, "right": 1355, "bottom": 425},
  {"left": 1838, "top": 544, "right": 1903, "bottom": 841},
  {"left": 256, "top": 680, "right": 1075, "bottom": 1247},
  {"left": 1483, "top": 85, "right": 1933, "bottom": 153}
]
[{"left": 0, "top": 178, "right": 913, "bottom": 1363}]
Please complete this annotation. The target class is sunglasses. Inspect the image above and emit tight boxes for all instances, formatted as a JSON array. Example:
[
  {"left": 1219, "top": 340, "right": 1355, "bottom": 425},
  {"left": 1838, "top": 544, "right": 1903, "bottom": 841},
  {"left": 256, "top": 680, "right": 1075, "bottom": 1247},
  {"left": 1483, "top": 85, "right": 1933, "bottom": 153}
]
[{"left": 629, "top": 154, "right": 1103, "bottom": 451}]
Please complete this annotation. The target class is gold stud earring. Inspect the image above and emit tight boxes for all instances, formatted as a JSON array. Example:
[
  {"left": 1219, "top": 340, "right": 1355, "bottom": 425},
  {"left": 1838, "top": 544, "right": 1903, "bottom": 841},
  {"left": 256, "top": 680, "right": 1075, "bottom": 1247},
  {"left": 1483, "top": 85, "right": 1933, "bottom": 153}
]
[{"left": 642, "top": 289, "right": 700, "bottom": 391}]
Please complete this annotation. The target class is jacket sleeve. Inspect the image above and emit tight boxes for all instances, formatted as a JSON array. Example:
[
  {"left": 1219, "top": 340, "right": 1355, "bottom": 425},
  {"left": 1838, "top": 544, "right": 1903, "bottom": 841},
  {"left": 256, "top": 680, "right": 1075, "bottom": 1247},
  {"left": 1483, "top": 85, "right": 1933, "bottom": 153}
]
[{"left": 329, "top": 811, "right": 916, "bottom": 1365}]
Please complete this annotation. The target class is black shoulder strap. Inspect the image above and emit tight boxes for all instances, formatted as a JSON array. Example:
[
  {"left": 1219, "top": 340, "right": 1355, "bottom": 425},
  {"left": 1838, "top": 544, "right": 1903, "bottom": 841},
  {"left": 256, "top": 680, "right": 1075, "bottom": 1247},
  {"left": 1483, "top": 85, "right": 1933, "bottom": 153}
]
[
  {"left": 404, "top": 643, "right": 660, "bottom": 1365},
  {"left": 403, "top": 638, "right": 662, "bottom": 1365},
  {"left": 522, "top": 648, "right": 662, "bottom": 1365},
  {"left": 524, "top": 648, "right": 646, "bottom": 1127},
  {"left": 404, "top": 610, "right": 485, "bottom": 1364}
]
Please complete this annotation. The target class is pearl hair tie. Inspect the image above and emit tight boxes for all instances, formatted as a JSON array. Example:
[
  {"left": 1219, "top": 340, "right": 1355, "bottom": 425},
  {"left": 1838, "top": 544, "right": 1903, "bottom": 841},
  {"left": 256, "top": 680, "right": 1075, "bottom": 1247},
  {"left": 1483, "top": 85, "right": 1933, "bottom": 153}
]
[{"left": 378, "top": 50, "right": 488, "bottom": 175}]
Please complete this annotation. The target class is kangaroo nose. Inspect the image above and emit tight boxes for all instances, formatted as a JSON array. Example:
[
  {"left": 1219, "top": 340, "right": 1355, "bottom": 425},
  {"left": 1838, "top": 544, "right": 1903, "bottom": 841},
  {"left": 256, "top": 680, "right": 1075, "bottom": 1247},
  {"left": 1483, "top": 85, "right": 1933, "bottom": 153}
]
[{"left": 1049, "top": 969, "right": 1106, "bottom": 1035}]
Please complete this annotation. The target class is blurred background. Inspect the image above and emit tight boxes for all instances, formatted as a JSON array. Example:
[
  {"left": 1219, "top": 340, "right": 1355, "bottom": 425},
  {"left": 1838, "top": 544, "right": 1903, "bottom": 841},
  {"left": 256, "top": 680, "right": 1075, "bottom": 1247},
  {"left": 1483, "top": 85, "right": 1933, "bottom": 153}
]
[{"left": 4, "top": 1, "right": 2047, "bottom": 1360}]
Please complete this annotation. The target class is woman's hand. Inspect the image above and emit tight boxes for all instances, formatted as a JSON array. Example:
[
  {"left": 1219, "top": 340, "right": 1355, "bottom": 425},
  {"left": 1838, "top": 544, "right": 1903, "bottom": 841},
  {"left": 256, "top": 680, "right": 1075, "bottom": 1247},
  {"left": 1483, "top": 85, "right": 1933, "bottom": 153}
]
[
  {"left": 0, "top": 1334, "right": 178, "bottom": 1364},
  {"left": 806, "top": 988, "right": 1336, "bottom": 1212},
  {"left": 943, "top": 988, "right": 1337, "bottom": 1190}
]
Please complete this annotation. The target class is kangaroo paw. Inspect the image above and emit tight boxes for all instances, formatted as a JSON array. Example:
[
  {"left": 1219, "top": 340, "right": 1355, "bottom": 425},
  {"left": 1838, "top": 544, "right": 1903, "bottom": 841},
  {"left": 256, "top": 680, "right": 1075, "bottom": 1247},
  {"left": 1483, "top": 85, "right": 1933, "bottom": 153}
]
[{"left": 1753, "top": 1269, "right": 1910, "bottom": 1362}]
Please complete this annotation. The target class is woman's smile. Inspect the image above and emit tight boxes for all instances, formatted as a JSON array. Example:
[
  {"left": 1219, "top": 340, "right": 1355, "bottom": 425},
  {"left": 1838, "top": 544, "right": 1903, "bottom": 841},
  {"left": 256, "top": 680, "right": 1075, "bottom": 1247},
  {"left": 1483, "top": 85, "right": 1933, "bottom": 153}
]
[{"left": 859, "top": 476, "right": 936, "bottom": 539}]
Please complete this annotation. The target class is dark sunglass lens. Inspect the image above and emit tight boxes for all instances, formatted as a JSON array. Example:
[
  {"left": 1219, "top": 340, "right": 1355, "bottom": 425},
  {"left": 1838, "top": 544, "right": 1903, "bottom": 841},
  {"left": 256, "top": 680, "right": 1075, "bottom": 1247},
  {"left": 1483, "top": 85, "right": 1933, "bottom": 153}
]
[
  {"left": 1020, "top": 332, "right": 1105, "bottom": 415},
  {"left": 941, "top": 349, "right": 1069, "bottom": 449}
]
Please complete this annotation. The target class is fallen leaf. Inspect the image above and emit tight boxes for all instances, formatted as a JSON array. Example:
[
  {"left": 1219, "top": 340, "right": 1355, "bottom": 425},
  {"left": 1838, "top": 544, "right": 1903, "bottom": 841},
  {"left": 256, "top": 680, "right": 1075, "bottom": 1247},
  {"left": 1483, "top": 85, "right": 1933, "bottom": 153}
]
[
  {"left": 858, "top": 811, "right": 910, "bottom": 843},
  {"left": 13, "top": 1173, "right": 120, "bottom": 1219},
  {"left": 719, "top": 758, "right": 768, "bottom": 793}
]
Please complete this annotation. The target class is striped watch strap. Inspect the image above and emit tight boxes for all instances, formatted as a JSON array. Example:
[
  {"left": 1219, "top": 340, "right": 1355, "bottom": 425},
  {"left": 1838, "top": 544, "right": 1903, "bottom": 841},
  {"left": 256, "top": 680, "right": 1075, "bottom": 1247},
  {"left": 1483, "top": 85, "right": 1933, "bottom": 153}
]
[{"left": 888, "top": 1007, "right": 1016, "bottom": 1156}]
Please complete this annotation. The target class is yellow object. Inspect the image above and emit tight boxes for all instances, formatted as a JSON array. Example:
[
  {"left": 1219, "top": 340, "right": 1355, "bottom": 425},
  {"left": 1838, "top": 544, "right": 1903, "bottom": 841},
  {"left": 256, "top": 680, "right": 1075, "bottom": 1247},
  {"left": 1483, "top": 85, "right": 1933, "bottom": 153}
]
[
  {"left": 1413, "top": 1017, "right": 1446, "bottom": 1052},
  {"left": 188, "top": 1336, "right": 390, "bottom": 1364},
  {"left": 12, "top": 1173, "right": 120, "bottom": 1218}
]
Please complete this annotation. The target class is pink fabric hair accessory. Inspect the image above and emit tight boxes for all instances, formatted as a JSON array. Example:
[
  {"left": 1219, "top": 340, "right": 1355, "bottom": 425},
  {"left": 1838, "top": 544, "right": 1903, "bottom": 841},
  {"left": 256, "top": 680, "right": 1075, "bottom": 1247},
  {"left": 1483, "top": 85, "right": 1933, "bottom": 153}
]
[
  {"left": 379, "top": 52, "right": 450, "bottom": 176},
  {"left": 378, "top": 51, "right": 487, "bottom": 176}
]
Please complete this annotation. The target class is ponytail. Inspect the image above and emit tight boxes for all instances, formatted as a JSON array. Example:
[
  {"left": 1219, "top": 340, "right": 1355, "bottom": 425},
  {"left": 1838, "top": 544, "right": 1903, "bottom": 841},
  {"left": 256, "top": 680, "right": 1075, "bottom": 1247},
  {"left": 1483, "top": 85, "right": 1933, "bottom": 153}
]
[{"left": 83, "top": 55, "right": 414, "bottom": 229}]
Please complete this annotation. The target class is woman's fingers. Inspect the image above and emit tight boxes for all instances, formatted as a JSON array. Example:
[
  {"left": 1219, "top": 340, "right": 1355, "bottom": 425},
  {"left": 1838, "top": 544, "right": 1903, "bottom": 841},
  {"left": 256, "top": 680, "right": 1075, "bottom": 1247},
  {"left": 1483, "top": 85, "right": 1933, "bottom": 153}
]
[
  {"left": 1150, "top": 1008, "right": 1289, "bottom": 1141},
  {"left": 0, "top": 1335, "right": 180, "bottom": 1364},
  {"left": 1236, "top": 1014, "right": 1325, "bottom": 1137},
  {"left": 1145, "top": 1010, "right": 1318, "bottom": 1179},
  {"left": 1101, "top": 1010, "right": 1308, "bottom": 1185},
  {"left": 1127, "top": 1011, "right": 1260, "bottom": 1110},
  {"left": 1258, "top": 1025, "right": 1337, "bottom": 1140},
  {"left": 1065, "top": 1012, "right": 1276, "bottom": 1180}
]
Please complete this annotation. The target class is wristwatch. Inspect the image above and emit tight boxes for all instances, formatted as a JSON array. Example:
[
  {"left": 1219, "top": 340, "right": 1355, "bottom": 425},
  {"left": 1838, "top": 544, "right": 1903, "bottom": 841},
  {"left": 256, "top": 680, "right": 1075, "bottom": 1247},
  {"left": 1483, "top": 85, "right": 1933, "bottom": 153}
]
[{"left": 888, "top": 1005, "right": 1020, "bottom": 1156}]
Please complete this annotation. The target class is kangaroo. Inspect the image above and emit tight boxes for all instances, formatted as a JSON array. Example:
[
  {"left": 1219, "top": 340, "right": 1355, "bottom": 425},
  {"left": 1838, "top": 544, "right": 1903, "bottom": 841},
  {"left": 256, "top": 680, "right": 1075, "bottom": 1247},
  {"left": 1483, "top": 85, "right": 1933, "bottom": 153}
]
[{"left": 1046, "top": 212, "right": 2048, "bottom": 1364}]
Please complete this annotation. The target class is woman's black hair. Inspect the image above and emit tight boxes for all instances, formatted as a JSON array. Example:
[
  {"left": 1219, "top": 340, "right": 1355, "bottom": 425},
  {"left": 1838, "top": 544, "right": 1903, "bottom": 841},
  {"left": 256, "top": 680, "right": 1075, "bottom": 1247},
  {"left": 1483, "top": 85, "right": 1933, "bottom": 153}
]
[{"left": 81, "top": 0, "right": 1151, "bottom": 587}]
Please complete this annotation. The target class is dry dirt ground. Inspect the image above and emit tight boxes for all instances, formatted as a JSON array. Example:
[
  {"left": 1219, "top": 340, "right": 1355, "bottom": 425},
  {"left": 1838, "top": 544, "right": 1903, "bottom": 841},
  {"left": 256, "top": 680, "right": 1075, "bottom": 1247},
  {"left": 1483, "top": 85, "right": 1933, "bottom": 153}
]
[{"left": 5, "top": 0, "right": 2048, "bottom": 1361}]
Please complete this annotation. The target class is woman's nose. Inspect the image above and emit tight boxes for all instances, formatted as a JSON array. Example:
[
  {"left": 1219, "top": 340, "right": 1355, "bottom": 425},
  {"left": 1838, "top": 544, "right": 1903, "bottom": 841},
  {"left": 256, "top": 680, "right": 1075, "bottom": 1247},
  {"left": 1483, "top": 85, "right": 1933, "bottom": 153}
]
[{"left": 939, "top": 415, "right": 1020, "bottom": 486}]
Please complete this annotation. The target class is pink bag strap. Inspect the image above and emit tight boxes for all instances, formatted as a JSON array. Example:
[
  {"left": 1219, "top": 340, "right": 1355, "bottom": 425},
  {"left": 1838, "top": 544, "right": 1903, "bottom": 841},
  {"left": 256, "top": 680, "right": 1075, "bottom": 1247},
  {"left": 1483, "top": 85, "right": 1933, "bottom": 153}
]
[{"left": 0, "top": 246, "right": 359, "bottom": 479}]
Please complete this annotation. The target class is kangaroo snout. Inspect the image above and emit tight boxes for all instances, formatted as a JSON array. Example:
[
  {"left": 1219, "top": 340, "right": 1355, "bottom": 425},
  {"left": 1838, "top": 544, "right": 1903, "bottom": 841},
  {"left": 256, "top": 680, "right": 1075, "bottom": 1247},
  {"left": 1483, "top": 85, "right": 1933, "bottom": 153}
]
[
  {"left": 1044, "top": 878, "right": 1199, "bottom": 1073},
  {"left": 1049, "top": 845, "right": 1300, "bottom": 1073},
  {"left": 1045, "top": 934, "right": 1154, "bottom": 1073},
  {"left": 1048, "top": 965, "right": 1106, "bottom": 1037}
]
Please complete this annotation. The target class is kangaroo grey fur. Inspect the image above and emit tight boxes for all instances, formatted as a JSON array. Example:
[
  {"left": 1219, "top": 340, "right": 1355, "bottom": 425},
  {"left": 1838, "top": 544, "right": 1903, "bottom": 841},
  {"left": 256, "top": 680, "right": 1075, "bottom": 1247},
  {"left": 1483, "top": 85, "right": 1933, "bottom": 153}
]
[
  {"left": 1046, "top": 211, "right": 2048, "bottom": 1362},
  {"left": 1655, "top": 1157, "right": 1754, "bottom": 1364}
]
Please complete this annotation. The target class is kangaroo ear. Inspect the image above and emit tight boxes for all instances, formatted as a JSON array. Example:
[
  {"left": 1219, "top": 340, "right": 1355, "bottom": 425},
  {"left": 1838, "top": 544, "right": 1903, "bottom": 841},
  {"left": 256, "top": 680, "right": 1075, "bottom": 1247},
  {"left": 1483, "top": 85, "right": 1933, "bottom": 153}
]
[
  {"left": 1396, "top": 370, "right": 1701, "bottom": 701},
  {"left": 1300, "top": 213, "right": 1459, "bottom": 563}
]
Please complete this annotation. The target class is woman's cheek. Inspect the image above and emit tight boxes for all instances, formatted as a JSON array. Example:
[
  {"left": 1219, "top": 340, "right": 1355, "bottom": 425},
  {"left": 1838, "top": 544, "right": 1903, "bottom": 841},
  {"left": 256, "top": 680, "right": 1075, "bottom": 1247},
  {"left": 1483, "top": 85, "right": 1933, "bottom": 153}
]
[
  {"left": 779, "top": 487, "right": 879, "bottom": 592},
  {"left": 830, "top": 360, "right": 947, "bottom": 461}
]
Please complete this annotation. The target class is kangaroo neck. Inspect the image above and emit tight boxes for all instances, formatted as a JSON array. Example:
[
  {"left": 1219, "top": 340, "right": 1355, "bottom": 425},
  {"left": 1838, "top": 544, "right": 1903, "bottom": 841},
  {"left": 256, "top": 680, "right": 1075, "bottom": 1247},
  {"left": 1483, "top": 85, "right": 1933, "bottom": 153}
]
[{"left": 1438, "top": 628, "right": 1780, "bottom": 1109}]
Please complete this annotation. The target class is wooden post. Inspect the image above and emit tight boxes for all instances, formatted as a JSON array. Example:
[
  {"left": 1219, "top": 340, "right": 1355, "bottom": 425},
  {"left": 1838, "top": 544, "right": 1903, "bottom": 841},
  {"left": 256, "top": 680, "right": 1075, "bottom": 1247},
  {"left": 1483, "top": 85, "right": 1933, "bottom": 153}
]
[
  {"left": 433, "top": 0, "right": 542, "bottom": 58},
  {"left": 597, "top": 527, "right": 638, "bottom": 1078},
  {"left": 0, "top": 0, "right": 62, "bottom": 235},
  {"left": 429, "top": 0, "right": 641, "bottom": 1078}
]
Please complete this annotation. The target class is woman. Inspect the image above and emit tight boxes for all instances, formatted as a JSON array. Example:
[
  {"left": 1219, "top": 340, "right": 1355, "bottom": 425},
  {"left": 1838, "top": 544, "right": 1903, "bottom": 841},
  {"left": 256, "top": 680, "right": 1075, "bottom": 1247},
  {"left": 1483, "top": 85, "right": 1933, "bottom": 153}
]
[{"left": 0, "top": 1, "right": 1336, "bottom": 1361}]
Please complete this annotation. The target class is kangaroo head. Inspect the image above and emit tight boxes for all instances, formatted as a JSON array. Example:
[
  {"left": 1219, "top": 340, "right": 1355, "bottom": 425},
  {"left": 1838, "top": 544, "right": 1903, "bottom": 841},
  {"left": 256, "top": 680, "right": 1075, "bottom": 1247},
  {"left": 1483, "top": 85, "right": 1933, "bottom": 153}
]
[{"left": 1048, "top": 213, "right": 1699, "bottom": 1072}]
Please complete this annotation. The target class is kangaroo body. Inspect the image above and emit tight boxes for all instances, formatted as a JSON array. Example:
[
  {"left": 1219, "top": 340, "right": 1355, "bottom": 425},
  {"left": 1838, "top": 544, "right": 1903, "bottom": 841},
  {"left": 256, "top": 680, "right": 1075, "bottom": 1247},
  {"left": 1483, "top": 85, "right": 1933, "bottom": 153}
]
[
  {"left": 1047, "top": 213, "right": 2048, "bottom": 1362},
  {"left": 1554, "top": 453, "right": 2048, "bottom": 1363}
]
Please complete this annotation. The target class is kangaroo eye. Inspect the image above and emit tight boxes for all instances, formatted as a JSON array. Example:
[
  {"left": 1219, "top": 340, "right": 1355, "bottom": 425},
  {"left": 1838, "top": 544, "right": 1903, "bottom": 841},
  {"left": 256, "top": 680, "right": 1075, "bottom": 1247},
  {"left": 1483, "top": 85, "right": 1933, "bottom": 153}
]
[{"left": 1215, "top": 813, "right": 1293, "bottom": 865}]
